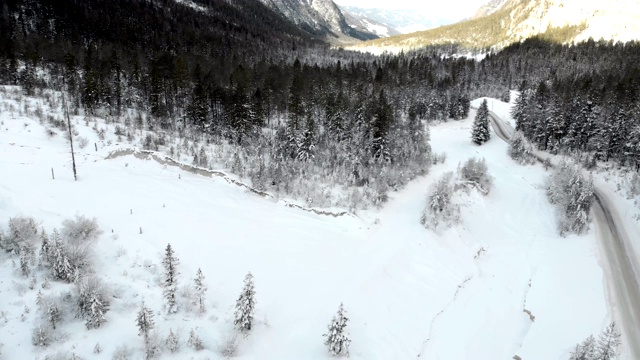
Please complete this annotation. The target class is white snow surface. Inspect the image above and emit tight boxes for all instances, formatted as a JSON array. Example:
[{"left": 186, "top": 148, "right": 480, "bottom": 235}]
[{"left": 0, "top": 87, "right": 609, "bottom": 359}]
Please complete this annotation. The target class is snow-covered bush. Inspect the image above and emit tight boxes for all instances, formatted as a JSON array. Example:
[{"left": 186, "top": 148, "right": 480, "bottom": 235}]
[
  {"left": 421, "top": 172, "right": 461, "bottom": 231},
  {"left": 323, "top": 303, "right": 351, "bottom": 357},
  {"left": 625, "top": 172, "right": 640, "bottom": 199},
  {"left": 546, "top": 161, "right": 594, "bottom": 236},
  {"left": 458, "top": 157, "right": 493, "bottom": 195},
  {"left": 112, "top": 345, "right": 133, "bottom": 360},
  {"left": 508, "top": 131, "right": 536, "bottom": 165},
  {"left": 3, "top": 216, "right": 39, "bottom": 253},
  {"left": 77, "top": 136, "right": 89, "bottom": 149},
  {"left": 217, "top": 332, "right": 238, "bottom": 358},
  {"left": 60, "top": 215, "right": 102, "bottom": 247}
]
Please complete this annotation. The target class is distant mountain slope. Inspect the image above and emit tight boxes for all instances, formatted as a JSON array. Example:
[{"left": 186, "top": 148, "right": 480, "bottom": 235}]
[
  {"left": 472, "top": 0, "right": 509, "bottom": 18},
  {"left": 258, "top": 0, "right": 378, "bottom": 43},
  {"left": 347, "top": 0, "right": 640, "bottom": 52},
  {"left": 341, "top": 6, "right": 447, "bottom": 34},
  {"left": 341, "top": 8, "right": 401, "bottom": 38}
]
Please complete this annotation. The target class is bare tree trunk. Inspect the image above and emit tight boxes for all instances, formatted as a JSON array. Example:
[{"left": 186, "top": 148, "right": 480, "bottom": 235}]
[{"left": 63, "top": 93, "right": 77, "bottom": 181}]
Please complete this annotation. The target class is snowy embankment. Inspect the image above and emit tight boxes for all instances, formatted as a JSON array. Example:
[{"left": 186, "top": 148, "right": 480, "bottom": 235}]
[{"left": 0, "top": 89, "right": 608, "bottom": 359}]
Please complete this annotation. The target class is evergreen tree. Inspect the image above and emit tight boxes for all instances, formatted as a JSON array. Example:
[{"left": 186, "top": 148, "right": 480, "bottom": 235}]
[
  {"left": 471, "top": 99, "right": 491, "bottom": 145},
  {"left": 166, "top": 328, "right": 180, "bottom": 353},
  {"left": 20, "top": 245, "right": 30, "bottom": 276},
  {"left": 323, "top": 303, "right": 351, "bottom": 357},
  {"left": 162, "top": 243, "right": 179, "bottom": 314},
  {"left": 50, "top": 230, "right": 74, "bottom": 283},
  {"left": 234, "top": 272, "right": 256, "bottom": 332},
  {"left": 136, "top": 301, "right": 155, "bottom": 341},
  {"left": 39, "top": 227, "right": 50, "bottom": 265},
  {"left": 84, "top": 290, "right": 109, "bottom": 329},
  {"left": 193, "top": 268, "right": 207, "bottom": 314},
  {"left": 569, "top": 335, "right": 596, "bottom": 360},
  {"left": 187, "top": 328, "right": 204, "bottom": 350},
  {"left": 48, "top": 303, "right": 61, "bottom": 330},
  {"left": 297, "top": 117, "right": 316, "bottom": 161},
  {"left": 597, "top": 322, "right": 621, "bottom": 360}
]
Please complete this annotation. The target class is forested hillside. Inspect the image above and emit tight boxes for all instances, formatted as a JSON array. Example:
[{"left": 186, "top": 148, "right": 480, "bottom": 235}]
[{"left": 1, "top": 0, "right": 639, "bottom": 208}]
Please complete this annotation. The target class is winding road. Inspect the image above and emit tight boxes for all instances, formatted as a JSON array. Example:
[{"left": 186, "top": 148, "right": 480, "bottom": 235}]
[{"left": 487, "top": 110, "right": 640, "bottom": 359}]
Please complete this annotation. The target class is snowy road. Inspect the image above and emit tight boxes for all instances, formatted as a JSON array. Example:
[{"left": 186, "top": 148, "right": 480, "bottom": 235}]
[{"left": 487, "top": 110, "right": 640, "bottom": 359}]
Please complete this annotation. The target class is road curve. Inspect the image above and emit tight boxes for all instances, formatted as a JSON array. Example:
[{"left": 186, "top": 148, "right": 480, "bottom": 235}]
[{"left": 486, "top": 110, "right": 640, "bottom": 359}]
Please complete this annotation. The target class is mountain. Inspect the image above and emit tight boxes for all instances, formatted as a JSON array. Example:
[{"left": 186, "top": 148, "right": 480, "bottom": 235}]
[
  {"left": 346, "top": 0, "right": 640, "bottom": 53},
  {"left": 341, "top": 8, "right": 401, "bottom": 38},
  {"left": 472, "top": 0, "right": 509, "bottom": 18},
  {"left": 258, "top": 0, "right": 378, "bottom": 43},
  {"left": 340, "top": 6, "right": 449, "bottom": 34}
]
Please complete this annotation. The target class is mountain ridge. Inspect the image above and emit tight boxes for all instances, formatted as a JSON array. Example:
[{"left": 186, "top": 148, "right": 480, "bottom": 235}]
[{"left": 258, "top": 0, "right": 378, "bottom": 43}]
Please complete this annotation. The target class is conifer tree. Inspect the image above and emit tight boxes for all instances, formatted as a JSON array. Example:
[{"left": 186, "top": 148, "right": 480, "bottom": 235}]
[
  {"left": 323, "top": 303, "right": 351, "bottom": 357},
  {"left": 234, "top": 272, "right": 256, "bottom": 332},
  {"left": 193, "top": 268, "right": 207, "bottom": 314},
  {"left": 162, "top": 243, "right": 179, "bottom": 314},
  {"left": 471, "top": 99, "right": 491, "bottom": 145},
  {"left": 39, "top": 228, "right": 50, "bottom": 265},
  {"left": 166, "top": 328, "right": 180, "bottom": 353},
  {"left": 48, "top": 303, "right": 60, "bottom": 330},
  {"left": 597, "top": 322, "right": 621, "bottom": 360},
  {"left": 136, "top": 301, "right": 155, "bottom": 341},
  {"left": 85, "top": 291, "right": 108, "bottom": 329},
  {"left": 50, "top": 230, "right": 74, "bottom": 283}
]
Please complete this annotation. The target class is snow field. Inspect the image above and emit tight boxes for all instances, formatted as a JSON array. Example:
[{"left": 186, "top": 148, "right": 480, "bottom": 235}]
[{"left": 0, "top": 90, "right": 609, "bottom": 359}]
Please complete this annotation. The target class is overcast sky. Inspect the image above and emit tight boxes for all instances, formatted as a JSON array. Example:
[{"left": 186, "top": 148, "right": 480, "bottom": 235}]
[{"left": 333, "top": 0, "right": 487, "bottom": 23}]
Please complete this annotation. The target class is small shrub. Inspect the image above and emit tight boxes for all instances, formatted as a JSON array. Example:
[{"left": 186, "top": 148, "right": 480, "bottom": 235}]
[
  {"left": 3, "top": 216, "right": 39, "bottom": 253},
  {"left": 77, "top": 136, "right": 89, "bottom": 149},
  {"left": 61, "top": 215, "right": 102, "bottom": 246},
  {"left": 111, "top": 345, "right": 132, "bottom": 360},
  {"left": 217, "top": 333, "right": 238, "bottom": 358},
  {"left": 421, "top": 172, "right": 461, "bottom": 231},
  {"left": 458, "top": 157, "right": 493, "bottom": 195}
]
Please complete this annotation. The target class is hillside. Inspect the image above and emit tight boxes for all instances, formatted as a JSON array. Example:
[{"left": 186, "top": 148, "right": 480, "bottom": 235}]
[
  {"left": 0, "top": 86, "right": 610, "bottom": 359},
  {"left": 258, "top": 0, "right": 378, "bottom": 43},
  {"left": 341, "top": 8, "right": 401, "bottom": 38},
  {"left": 346, "top": 0, "right": 640, "bottom": 53}
]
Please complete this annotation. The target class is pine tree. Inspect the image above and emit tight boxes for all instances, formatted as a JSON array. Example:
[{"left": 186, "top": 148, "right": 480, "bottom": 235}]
[
  {"left": 166, "top": 328, "right": 180, "bottom": 353},
  {"left": 85, "top": 291, "right": 109, "bottom": 329},
  {"left": 162, "top": 243, "right": 179, "bottom": 314},
  {"left": 48, "top": 303, "right": 60, "bottom": 330},
  {"left": 136, "top": 301, "right": 155, "bottom": 341},
  {"left": 50, "top": 230, "right": 74, "bottom": 283},
  {"left": 20, "top": 245, "right": 30, "bottom": 276},
  {"left": 323, "top": 303, "right": 351, "bottom": 357},
  {"left": 193, "top": 268, "right": 207, "bottom": 314},
  {"left": 234, "top": 272, "right": 256, "bottom": 332},
  {"left": 569, "top": 335, "right": 596, "bottom": 360},
  {"left": 471, "top": 99, "right": 491, "bottom": 145},
  {"left": 39, "top": 228, "right": 50, "bottom": 265},
  {"left": 597, "top": 322, "right": 621, "bottom": 360},
  {"left": 188, "top": 328, "right": 204, "bottom": 351}
]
